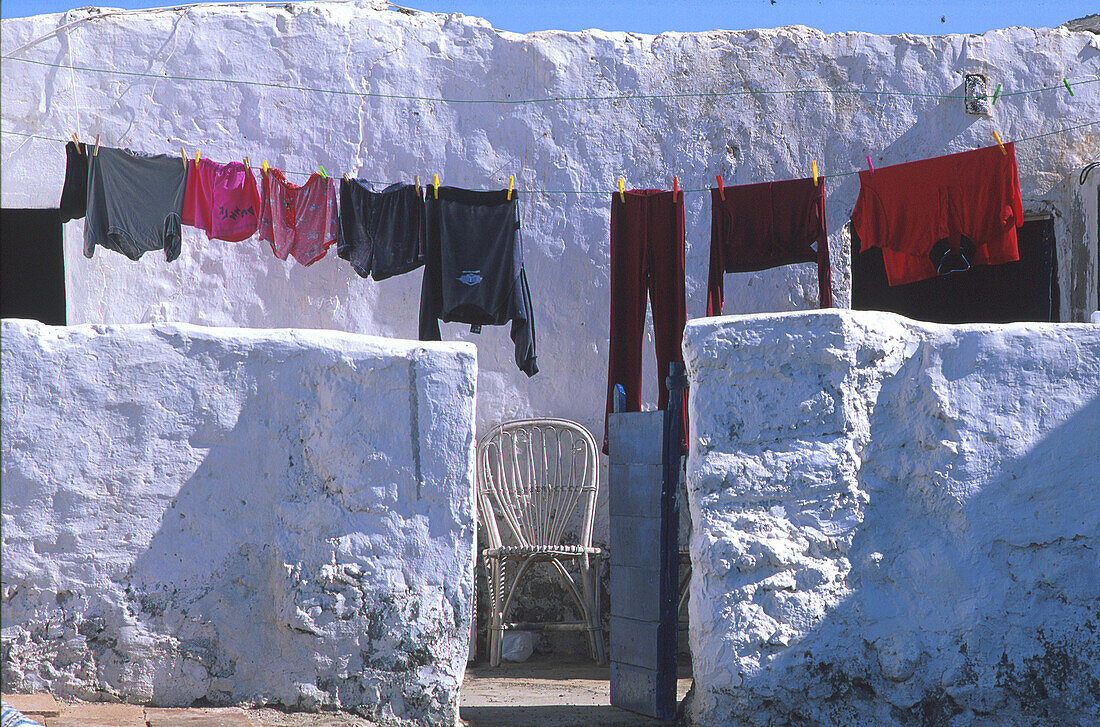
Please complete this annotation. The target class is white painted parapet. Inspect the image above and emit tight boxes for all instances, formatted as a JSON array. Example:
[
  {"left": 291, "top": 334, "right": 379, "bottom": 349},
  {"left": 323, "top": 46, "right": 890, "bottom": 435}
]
[
  {"left": 682, "top": 310, "right": 1100, "bottom": 726},
  {"left": 0, "top": 319, "right": 477, "bottom": 726}
]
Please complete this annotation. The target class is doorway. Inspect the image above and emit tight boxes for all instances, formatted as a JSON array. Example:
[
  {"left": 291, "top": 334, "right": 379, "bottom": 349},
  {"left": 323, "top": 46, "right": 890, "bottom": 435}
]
[
  {"left": 852, "top": 218, "right": 1059, "bottom": 323},
  {"left": 1, "top": 208, "right": 66, "bottom": 325}
]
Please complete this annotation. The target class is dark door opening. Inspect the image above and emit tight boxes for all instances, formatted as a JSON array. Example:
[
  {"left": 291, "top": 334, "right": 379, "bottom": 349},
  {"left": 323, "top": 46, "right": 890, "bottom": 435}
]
[
  {"left": 852, "top": 218, "right": 1059, "bottom": 323},
  {"left": 1, "top": 208, "right": 66, "bottom": 325}
]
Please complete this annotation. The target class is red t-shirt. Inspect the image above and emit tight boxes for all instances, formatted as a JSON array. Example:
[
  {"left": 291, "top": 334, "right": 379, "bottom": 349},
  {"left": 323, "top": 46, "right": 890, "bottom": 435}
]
[{"left": 851, "top": 143, "right": 1023, "bottom": 286}]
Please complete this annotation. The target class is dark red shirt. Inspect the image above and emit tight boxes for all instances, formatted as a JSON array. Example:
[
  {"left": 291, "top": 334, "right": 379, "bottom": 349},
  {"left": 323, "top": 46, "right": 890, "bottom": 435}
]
[{"left": 707, "top": 176, "right": 832, "bottom": 316}]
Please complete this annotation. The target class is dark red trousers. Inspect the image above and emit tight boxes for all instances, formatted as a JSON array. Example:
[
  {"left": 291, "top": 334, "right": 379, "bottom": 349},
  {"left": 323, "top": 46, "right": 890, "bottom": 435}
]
[{"left": 604, "top": 189, "right": 687, "bottom": 454}]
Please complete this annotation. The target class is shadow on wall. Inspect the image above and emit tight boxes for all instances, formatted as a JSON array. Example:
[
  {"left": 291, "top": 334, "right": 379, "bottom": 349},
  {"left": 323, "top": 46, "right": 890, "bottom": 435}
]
[
  {"left": 64, "top": 356, "right": 466, "bottom": 721},
  {"left": 723, "top": 365, "right": 1100, "bottom": 724}
]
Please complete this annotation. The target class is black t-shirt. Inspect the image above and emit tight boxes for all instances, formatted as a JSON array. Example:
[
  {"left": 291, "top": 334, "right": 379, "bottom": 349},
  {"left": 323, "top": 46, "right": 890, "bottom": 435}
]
[{"left": 59, "top": 141, "right": 89, "bottom": 222}]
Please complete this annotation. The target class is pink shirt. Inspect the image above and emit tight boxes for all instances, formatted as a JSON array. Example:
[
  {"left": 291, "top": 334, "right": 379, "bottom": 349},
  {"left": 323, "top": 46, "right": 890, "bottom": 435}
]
[
  {"left": 182, "top": 158, "right": 260, "bottom": 243},
  {"left": 258, "top": 169, "right": 338, "bottom": 266}
]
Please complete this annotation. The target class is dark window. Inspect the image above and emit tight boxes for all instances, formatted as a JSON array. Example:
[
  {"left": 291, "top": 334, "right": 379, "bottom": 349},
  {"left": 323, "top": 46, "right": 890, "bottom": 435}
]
[
  {"left": 1, "top": 208, "right": 66, "bottom": 325},
  {"left": 852, "top": 219, "right": 1059, "bottom": 323}
]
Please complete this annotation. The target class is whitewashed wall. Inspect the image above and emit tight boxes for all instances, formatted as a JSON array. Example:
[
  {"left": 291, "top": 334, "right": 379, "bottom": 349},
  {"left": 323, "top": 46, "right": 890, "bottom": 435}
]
[
  {"left": 2, "top": 3, "right": 1099, "bottom": 449},
  {"left": 0, "top": 319, "right": 477, "bottom": 726},
  {"left": 682, "top": 310, "right": 1100, "bottom": 726}
]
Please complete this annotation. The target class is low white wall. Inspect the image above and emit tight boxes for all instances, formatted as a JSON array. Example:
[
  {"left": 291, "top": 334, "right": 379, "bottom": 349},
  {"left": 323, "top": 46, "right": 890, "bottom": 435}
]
[
  {"left": 0, "top": 319, "right": 477, "bottom": 726},
  {"left": 682, "top": 310, "right": 1100, "bottom": 726}
]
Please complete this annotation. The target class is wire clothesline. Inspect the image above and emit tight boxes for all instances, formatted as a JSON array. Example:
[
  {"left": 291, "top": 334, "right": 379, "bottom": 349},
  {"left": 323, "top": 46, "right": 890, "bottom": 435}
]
[
  {"left": 3, "top": 54, "right": 1097, "bottom": 105},
  {"left": 2, "top": 119, "right": 1097, "bottom": 194}
]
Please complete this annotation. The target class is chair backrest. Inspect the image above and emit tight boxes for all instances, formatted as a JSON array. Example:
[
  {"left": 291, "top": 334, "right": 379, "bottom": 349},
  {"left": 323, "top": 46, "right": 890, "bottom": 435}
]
[{"left": 476, "top": 418, "right": 599, "bottom": 550}]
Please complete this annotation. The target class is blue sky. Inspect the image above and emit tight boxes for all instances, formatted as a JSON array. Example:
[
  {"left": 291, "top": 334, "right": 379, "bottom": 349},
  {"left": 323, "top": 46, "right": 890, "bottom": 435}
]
[{"left": 1, "top": 0, "right": 1094, "bottom": 34}]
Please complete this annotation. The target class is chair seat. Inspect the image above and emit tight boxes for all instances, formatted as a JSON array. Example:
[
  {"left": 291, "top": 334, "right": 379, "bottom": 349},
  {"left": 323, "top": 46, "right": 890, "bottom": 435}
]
[{"left": 483, "top": 545, "right": 603, "bottom": 558}]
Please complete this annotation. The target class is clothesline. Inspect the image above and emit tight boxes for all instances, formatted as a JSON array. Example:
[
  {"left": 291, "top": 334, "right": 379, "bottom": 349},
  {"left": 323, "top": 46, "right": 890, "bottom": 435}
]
[
  {"left": 3, "top": 119, "right": 1097, "bottom": 192},
  {"left": 3, "top": 54, "right": 1096, "bottom": 105}
]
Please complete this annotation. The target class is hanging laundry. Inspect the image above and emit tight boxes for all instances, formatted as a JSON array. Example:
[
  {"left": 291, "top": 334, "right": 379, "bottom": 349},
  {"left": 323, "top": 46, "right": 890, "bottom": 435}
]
[
  {"left": 851, "top": 143, "right": 1023, "bottom": 286},
  {"left": 84, "top": 146, "right": 188, "bottom": 262},
  {"left": 707, "top": 176, "right": 832, "bottom": 314},
  {"left": 59, "top": 140, "right": 88, "bottom": 222},
  {"left": 418, "top": 187, "right": 537, "bottom": 376},
  {"left": 603, "top": 188, "right": 687, "bottom": 454},
  {"left": 258, "top": 168, "right": 338, "bottom": 266},
  {"left": 338, "top": 180, "right": 425, "bottom": 280},
  {"left": 182, "top": 158, "right": 260, "bottom": 242}
]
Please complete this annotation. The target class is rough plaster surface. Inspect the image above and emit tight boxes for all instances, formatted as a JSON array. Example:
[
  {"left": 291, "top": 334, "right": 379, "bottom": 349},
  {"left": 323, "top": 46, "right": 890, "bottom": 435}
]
[
  {"left": 682, "top": 310, "right": 1100, "bottom": 726},
  {"left": 2, "top": 4, "right": 1099, "bottom": 448},
  {"left": 0, "top": 319, "right": 477, "bottom": 726},
  {"left": 3, "top": 1, "right": 1099, "bottom": 659}
]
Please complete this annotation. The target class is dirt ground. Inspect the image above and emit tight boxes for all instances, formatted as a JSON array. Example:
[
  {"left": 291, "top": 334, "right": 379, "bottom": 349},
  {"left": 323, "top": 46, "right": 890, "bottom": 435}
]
[
  {"left": 460, "top": 658, "right": 692, "bottom": 727},
  {"left": 5, "top": 659, "right": 691, "bottom": 726}
]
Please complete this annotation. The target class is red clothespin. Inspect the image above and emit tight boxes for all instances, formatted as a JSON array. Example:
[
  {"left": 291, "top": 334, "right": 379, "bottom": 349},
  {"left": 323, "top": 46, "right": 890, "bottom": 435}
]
[
  {"left": 673, "top": 176, "right": 679, "bottom": 195},
  {"left": 992, "top": 131, "right": 1007, "bottom": 155},
  {"left": 716, "top": 174, "right": 725, "bottom": 201},
  {"left": 866, "top": 156, "right": 874, "bottom": 175}
]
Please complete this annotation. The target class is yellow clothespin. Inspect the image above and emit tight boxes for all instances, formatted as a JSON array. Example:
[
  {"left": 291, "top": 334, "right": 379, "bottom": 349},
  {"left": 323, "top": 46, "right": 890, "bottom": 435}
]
[
  {"left": 195, "top": 149, "right": 200, "bottom": 163},
  {"left": 93, "top": 133, "right": 101, "bottom": 156},
  {"left": 433, "top": 173, "right": 439, "bottom": 199},
  {"left": 507, "top": 175, "right": 514, "bottom": 200},
  {"left": 262, "top": 160, "right": 268, "bottom": 175},
  {"left": 992, "top": 130, "right": 1007, "bottom": 155},
  {"left": 811, "top": 160, "right": 819, "bottom": 186},
  {"left": 618, "top": 178, "right": 626, "bottom": 203}
]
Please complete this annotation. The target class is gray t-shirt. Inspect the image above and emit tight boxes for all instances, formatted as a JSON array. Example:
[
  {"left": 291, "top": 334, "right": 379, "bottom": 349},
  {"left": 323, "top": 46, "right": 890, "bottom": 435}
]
[{"left": 84, "top": 146, "right": 188, "bottom": 262}]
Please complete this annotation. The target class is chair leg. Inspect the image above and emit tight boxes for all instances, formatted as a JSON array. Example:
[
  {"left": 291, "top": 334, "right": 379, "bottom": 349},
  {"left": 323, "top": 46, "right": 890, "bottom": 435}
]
[
  {"left": 585, "top": 556, "right": 607, "bottom": 665},
  {"left": 486, "top": 555, "right": 504, "bottom": 667}
]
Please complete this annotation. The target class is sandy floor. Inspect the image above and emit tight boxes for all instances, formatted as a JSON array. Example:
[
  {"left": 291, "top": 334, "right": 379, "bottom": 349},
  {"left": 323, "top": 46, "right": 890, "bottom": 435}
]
[
  {"left": 5, "top": 660, "right": 691, "bottom": 726},
  {"left": 460, "top": 658, "right": 692, "bottom": 727}
]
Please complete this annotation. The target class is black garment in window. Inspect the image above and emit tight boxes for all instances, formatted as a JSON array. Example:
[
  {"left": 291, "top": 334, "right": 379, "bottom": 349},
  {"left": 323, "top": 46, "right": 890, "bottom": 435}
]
[
  {"left": 59, "top": 141, "right": 88, "bottom": 222},
  {"left": 337, "top": 180, "right": 425, "bottom": 281},
  {"left": 418, "top": 187, "right": 537, "bottom": 376}
]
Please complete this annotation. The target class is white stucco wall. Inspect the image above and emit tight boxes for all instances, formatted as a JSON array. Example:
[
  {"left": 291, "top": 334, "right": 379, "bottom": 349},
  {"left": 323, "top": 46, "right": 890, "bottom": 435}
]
[
  {"left": 682, "top": 309, "right": 1100, "bottom": 726},
  {"left": 0, "top": 319, "right": 477, "bottom": 726},
  {"left": 2, "top": 3, "right": 1099, "bottom": 452}
]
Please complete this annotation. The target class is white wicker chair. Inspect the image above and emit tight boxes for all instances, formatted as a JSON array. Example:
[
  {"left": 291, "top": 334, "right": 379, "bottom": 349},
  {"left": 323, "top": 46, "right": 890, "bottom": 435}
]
[{"left": 476, "top": 418, "right": 606, "bottom": 666}]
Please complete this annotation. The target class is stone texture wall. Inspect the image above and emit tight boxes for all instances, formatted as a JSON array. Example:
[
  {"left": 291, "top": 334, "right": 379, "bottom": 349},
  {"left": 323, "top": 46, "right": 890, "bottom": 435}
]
[
  {"left": 2, "top": 3, "right": 1098, "bottom": 450},
  {"left": 0, "top": 319, "right": 477, "bottom": 726},
  {"left": 682, "top": 310, "right": 1100, "bottom": 726}
]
